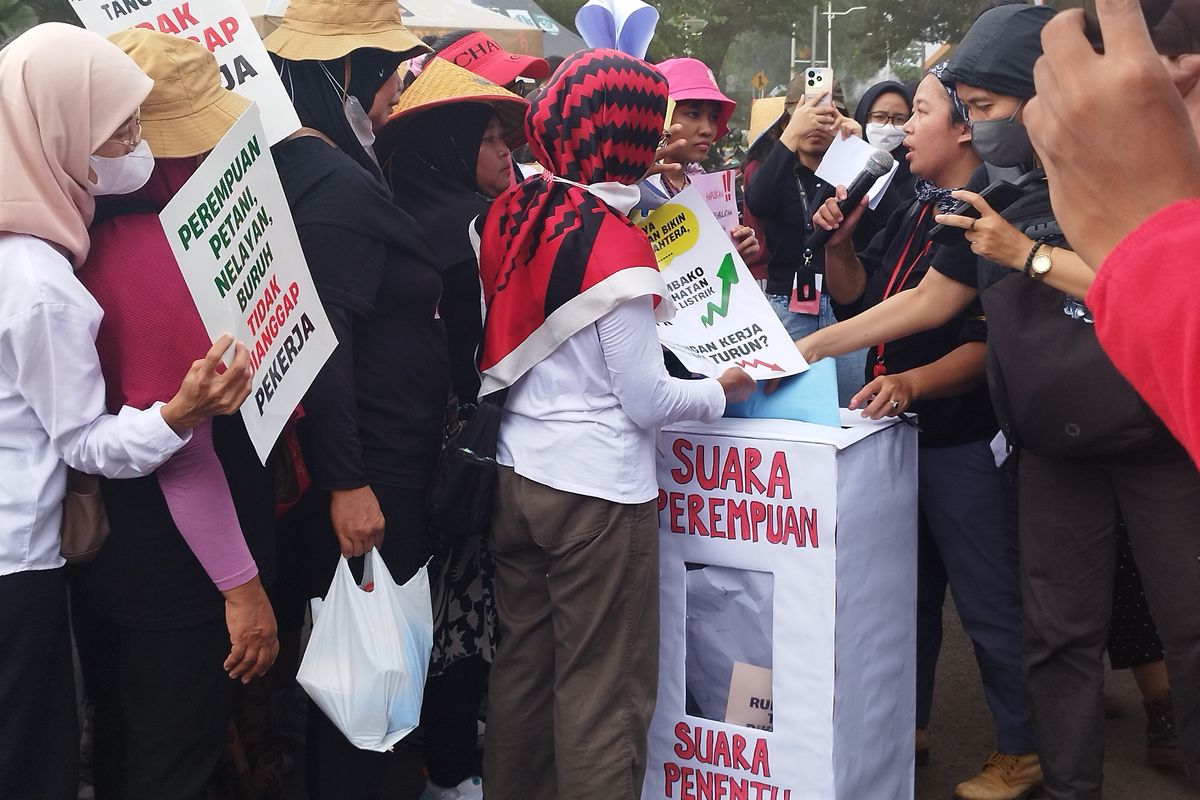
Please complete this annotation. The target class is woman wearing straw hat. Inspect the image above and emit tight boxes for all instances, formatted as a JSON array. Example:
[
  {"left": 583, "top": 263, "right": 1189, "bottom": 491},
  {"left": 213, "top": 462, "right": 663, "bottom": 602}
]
[
  {"left": 69, "top": 29, "right": 280, "bottom": 799},
  {"left": 263, "top": 2, "right": 451, "bottom": 797},
  {"left": 0, "top": 23, "right": 252, "bottom": 800},
  {"left": 375, "top": 57, "right": 531, "bottom": 800}
]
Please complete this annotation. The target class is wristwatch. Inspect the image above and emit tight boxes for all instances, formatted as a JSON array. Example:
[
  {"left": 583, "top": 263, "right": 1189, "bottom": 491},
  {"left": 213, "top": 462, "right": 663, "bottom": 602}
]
[{"left": 1025, "top": 243, "right": 1054, "bottom": 280}]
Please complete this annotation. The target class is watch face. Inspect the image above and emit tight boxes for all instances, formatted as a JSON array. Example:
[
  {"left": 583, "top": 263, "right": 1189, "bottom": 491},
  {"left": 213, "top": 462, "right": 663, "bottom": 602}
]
[{"left": 1032, "top": 254, "right": 1052, "bottom": 274}]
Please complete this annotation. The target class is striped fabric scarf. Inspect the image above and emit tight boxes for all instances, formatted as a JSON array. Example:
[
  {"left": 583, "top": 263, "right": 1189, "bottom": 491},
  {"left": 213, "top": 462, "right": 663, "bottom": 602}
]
[{"left": 476, "top": 49, "right": 672, "bottom": 395}]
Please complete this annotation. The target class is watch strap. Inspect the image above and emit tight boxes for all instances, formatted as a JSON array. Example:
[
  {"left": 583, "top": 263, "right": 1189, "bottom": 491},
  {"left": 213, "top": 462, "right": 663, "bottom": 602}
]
[{"left": 1023, "top": 236, "right": 1051, "bottom": 277}]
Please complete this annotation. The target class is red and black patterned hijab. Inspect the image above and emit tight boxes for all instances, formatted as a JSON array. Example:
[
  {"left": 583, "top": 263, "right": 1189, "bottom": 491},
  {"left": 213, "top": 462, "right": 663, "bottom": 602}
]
[{"left": 476, "top": 49, "right": 671, "bottom": 395}]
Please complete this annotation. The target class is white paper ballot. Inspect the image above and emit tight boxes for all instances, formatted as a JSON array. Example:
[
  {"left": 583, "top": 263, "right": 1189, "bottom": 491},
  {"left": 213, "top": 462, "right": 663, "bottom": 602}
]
[{"left": 815, "top": 133, "right": 901, "bottom": 211}]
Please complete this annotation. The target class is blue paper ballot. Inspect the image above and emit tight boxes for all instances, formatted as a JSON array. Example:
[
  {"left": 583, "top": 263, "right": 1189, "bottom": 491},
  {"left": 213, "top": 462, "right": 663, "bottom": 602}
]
[{"left": 724, "top": 358, "right": 841, "bottom": 427}]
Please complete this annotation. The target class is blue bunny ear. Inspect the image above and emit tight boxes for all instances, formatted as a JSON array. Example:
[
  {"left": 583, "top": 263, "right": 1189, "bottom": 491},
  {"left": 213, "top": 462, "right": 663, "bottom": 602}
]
[{"left": 574, "top": 0, "right": 660, "bottom": 60}]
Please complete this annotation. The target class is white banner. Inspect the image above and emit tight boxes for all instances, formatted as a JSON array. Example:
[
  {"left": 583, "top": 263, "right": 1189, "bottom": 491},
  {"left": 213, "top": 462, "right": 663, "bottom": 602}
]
[
  {"left": 640, "top": 186, "right": 808, "bottom": 381},
  {"left": 70, "top": 0, "right": 301, "bottom": 144},
  {"left": 160, "top": 105, "right": 336, "bottom": 463}
]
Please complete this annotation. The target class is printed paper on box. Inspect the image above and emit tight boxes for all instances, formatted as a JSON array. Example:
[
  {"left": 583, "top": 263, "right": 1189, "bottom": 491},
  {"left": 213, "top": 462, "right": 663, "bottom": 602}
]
[{"left": 724, "top": 661, "right": 773, "bottom": 731}]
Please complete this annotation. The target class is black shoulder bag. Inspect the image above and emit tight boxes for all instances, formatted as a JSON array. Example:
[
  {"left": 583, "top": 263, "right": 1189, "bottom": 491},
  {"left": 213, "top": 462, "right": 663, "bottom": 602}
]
[
  {"left": 981, "top": 185, "right": 1168, "bottom": 459},
  {"left": 428, "top": 389, "right": 509, "bottom": 543}
]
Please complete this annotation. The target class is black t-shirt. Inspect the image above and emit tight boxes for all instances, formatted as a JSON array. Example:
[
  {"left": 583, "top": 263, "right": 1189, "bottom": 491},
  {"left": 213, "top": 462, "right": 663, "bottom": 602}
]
[
  {"left": 69, "top": 414, "right": 275, "bottom": 629},
  {"left": 832, "top": 199, "right": 997, "bottom": 448},
  {"left": 929, "top": 165, "right": 1010, "bottom": 293},
  {"left": 274, "top": 137, "right": 449, "bottom": 490}
]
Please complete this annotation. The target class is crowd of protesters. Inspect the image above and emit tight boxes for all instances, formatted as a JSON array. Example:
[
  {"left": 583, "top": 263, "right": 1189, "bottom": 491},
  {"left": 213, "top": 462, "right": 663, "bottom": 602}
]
[{"left": 0, "top": 1, "right": 1198, "bottom": 800}]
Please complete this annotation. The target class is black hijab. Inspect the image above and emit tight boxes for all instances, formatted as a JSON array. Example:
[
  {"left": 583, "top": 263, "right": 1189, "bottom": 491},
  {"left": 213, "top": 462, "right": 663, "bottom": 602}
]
[
  {"left": 273, "top": 48, "right": 405, "bottom": 181},
  {"left": 379, "top": 103, "right": 496, "bottom": 267},
  {"left": 853, "top": 80, "right": 912, "bottom": 130}
]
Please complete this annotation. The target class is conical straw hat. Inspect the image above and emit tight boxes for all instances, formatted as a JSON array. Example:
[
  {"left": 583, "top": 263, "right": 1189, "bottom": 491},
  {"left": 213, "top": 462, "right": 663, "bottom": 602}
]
[{"left": 382, "top": 58, "right": 529, "bottom": 149}]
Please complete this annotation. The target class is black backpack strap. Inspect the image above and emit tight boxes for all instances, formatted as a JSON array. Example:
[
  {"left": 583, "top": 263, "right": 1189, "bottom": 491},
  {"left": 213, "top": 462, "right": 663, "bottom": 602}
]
[{"left": 90, "top": 196, "right": 161, "bottom": 229}]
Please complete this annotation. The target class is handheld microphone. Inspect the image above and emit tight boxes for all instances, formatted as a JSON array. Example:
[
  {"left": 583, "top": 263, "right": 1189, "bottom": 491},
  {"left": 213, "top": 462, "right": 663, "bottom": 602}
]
[{"left": 803, "top": 149, "right": 895, "bottom": 256}]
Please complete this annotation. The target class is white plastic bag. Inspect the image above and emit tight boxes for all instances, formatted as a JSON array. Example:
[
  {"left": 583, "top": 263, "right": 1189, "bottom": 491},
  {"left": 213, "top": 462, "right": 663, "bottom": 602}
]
[{"left": 297, "top": 548, "right": 432, "bottom": 752}]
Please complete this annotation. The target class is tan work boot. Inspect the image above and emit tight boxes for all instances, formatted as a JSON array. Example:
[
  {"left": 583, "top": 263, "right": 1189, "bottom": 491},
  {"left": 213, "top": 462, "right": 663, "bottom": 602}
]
[
  {"left": 953, "top": 753, "right": 1043, "bottom": 800},
  {"left": 915, "top": 727, "right": 930, "bottom": 766}
]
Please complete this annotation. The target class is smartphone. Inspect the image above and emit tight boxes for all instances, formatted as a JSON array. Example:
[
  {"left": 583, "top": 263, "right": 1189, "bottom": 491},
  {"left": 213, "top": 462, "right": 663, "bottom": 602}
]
[
  {"left": 804, "top": 67, "right": 834, "bottom": 108},
  {"left": 1083, "top": 0, "right": 1177, "bottom": 53},
  {"left": 928, "top": 179, "right": 1027, "bottom": 246}
]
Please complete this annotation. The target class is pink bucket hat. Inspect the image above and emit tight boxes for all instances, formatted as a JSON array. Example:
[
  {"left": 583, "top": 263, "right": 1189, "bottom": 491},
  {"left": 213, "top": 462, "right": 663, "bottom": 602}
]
[{"left": 656, "top": 57, "right": 736, "bottom": 140}]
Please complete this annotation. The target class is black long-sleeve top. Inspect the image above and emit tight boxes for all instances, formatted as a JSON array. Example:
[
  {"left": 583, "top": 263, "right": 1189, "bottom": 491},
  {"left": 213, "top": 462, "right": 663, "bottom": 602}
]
[
  {"left": 744, "top": 139, "right": 832, "bottom": 297},
  {"left": 275, "top": 137, "right": 449, "bottom": 491}
]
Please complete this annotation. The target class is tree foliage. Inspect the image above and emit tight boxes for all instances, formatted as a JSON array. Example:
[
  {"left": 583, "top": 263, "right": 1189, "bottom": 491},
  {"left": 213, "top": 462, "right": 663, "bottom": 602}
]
[
  {"left": 536, "top": 0, "right": 1082, "bottom": 94},
  {"left": 537, "top": 0, "right": 992, "bottom": 81}
]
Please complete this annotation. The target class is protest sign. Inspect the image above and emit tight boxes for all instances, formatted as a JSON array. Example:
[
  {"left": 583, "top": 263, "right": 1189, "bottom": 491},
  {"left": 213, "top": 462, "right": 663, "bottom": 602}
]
[
  {"left": 70, "top": 0, "right": 301, "bottom": 144},
  {"left": 160, "top": 104, "right": 336, "bottom": 463},
  {"left": 689, "top": 170, "right": 739, "bottom": 232},
  {"left": 640, "top": 186, "right": 808, "bottom": 381},
  {"left": 646, "top": 415, "right": 918, "bottom": 800}
]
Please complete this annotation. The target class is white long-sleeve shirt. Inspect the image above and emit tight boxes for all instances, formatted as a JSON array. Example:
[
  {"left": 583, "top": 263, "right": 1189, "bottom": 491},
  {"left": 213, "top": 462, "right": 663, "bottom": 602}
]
[
  {"left": 0, "top": 233, "right": 188, "bottom": 576},
  {"left": 498, "top": 295, "right": 726, "bottom": 504}
]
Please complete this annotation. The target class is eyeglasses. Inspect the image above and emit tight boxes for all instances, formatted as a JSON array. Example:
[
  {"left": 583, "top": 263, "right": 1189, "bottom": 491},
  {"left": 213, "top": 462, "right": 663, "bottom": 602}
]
[
  {"left": 106, "top": 113, "right": 143, "bottom": 151},
  {"left": 867, "top": 111, "right": 911, "bottom": 126}
]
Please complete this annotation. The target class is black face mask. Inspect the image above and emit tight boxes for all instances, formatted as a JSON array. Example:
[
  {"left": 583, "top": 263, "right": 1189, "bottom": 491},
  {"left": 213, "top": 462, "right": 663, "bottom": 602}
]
[{"left": 969, "top": 102, "right": 1033, "bottom": 168}]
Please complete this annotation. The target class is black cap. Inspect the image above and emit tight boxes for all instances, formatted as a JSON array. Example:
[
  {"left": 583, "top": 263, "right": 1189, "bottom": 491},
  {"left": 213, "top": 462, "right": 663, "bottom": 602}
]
[{"left": 946, "top": 4, "right": 1057, "bottom": 100}]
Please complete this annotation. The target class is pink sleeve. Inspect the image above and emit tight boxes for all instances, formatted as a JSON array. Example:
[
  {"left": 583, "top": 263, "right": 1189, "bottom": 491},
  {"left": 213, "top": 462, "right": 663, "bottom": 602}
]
[
  {"left": 1087, "top": 199, "right": 1200, "bottom": 468},
  {"left": 155, "top": 419, "right": 258, "bottom": 591}
]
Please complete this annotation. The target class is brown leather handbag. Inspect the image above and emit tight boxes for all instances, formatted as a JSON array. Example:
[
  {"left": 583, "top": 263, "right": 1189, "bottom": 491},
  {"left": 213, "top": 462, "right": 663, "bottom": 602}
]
[{"left": 60, "top": 468, "right": 110, "bottom": 564}]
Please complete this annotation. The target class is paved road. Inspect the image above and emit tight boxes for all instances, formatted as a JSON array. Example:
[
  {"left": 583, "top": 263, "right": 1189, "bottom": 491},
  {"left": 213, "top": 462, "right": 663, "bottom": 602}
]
[
  {"left": 918, "top": 602, "right": 1198, "bottom": 799},
  {"left": 283, "top": 599, "right": 1200, "bottom": 799}
]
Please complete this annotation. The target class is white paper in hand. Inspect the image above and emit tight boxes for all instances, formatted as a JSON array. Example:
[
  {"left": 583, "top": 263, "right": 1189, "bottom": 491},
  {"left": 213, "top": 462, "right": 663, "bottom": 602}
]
[
  {"left": 815, "top": 134, "right": 900, "bottom": 211},
  {"left": 297, "top": 549, "right": 432, "bottom": 752}
]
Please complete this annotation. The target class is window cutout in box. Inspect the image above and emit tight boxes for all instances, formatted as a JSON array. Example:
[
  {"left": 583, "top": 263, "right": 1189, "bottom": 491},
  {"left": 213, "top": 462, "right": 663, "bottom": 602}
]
[{"left": 684, "top": 563, "right": 774, "bottom": 731}]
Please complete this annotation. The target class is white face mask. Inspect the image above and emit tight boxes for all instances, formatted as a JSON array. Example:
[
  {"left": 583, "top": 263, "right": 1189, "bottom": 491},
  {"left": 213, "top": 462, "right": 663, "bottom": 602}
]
[
  {"left": 88, "top": 140, "right": 154, "bottom": 196},
  {"left": 866, "top": 123, "right": 906, "bottom": 153},
  {"left": 549, "top": 176, "right": 642, "bottom": 216},
  {"left": 321, "top": 64, "right": 378, "bottom": 164}
]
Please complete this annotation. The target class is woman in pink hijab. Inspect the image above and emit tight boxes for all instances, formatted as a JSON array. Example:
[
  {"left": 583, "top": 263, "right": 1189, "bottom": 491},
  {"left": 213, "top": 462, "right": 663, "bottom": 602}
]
[{"left": 0, "top": 24, "right": 252, "bottom": 799}]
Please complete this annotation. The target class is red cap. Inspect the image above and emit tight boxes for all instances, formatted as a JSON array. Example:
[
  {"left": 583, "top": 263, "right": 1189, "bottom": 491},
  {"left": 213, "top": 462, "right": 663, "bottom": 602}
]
[{"left": 434, "top": 31, "right": 550, "bottom": 87}]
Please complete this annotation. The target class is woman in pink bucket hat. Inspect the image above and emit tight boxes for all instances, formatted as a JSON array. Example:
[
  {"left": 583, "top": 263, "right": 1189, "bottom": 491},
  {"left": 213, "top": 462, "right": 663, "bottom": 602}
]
[{"left": 650, "top": 57, "right": 759, "bottom": 262}]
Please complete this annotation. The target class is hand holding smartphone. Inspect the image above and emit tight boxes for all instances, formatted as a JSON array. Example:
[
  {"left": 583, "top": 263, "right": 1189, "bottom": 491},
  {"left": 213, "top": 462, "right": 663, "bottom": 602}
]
[{"left": 804, "top": 67, "right": 834, "bottom": 107}]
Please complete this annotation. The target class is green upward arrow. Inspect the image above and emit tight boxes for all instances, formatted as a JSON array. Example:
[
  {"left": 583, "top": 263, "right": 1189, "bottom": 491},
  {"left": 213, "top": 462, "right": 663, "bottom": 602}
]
[{"left": 700, "top": 252, "right": 739, "bottom": 327}]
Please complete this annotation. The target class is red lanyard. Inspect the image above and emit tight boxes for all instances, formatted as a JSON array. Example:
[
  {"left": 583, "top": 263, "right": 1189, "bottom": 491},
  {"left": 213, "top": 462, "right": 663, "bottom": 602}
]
[{"left": 874, "top": 205, "right": 933, "bottom": 377}]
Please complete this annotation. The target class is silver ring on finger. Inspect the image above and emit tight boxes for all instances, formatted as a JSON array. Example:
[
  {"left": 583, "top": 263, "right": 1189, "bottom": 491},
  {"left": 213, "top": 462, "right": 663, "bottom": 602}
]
[{"left": 890, "top": 399, "right": 900, "bottom": 410}]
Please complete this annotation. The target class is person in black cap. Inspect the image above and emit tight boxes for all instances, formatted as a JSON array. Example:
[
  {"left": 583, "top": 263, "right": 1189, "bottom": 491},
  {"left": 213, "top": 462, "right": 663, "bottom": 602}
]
[{"left": 790, "top": 4, "right": 1200, "bottom": 798}]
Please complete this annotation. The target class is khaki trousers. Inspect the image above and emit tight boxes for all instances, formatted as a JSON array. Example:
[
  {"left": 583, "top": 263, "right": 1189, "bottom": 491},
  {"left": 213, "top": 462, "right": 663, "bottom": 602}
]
[{"left": 484, "top": 466, "right": 659, "bottom": 800}]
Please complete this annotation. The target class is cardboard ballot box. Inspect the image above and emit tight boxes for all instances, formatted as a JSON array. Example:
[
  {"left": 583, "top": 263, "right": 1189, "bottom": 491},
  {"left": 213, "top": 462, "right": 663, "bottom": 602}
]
[{"left": 646, "top": 413, "right": 918, "bottom": 800}]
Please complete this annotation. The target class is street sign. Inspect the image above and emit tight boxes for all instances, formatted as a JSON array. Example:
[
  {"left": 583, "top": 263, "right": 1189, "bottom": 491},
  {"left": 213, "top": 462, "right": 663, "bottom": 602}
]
[{"left": 751, "top": 70, "right": 769, "bottom": 91}]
